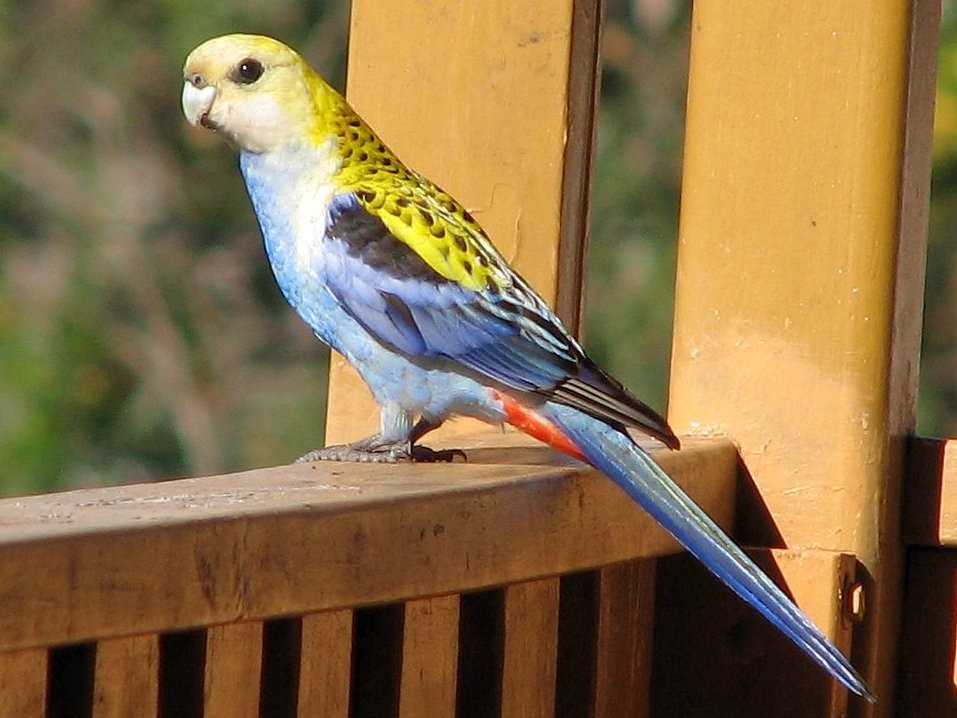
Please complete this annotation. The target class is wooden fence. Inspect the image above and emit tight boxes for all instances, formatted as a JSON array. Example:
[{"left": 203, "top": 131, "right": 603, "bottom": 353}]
[
  {"left": 0, "top": 1, "right": 950, "bottom": 716},
  {"left": 0, "top": 435, "right": 741, "bottom": 717}
]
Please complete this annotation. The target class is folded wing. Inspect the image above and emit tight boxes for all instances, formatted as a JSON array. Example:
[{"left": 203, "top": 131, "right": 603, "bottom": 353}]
[{"left": 323, "top": 191, "right": 679, "bottom": 448}]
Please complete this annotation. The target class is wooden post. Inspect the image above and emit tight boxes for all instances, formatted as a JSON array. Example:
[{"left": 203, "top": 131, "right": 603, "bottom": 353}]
[
  {"left": 326, "top": 0, "right": 601, "bottom": 445},
  {"left": 667, "top": 1, "right": 939, "bottom": 714}
]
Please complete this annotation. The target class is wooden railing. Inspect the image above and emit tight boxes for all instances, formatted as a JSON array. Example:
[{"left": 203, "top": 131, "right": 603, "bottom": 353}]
[
  {"left": 0, "top": 434, "right": 743, "bottom": 717},
  {"left": 0, "top": 1, "right": 946, "bottom": 716},
  {"left": 3, "top": 440, "right": 956, "bottom": 717}
]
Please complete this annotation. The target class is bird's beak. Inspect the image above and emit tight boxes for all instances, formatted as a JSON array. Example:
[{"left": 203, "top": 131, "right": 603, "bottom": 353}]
[{"left": 182, "top": 81, "right": 218, "bottom": 129}]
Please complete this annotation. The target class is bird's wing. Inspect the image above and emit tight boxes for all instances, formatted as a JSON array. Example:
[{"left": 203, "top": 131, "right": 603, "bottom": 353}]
[{"left": 323, "top": 189, "right": 678, "bottom": 447}]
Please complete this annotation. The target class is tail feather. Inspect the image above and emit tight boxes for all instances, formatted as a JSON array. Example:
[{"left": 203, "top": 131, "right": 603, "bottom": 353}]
[{"left": 540, "top": 402, "right": 875, "bottom": 702}]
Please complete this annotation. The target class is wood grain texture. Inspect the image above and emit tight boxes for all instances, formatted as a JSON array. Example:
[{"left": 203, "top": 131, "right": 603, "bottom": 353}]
[
  {"left": 501, "top": 578, "right": 560, "bottom": 718},
  {"left": 669, "top": 1, "right": 939, "bottom": 710},
  {"left": 298, "top": 610, "right": 352, "bottom": 718},
  {"left": 328, "top": 0, "right": 596, "bottom": 445},
  {"left": 556, "top": 0, "right": 603, "bottom": 330},
  {"left": 594, "top": 560, "right": 656, "bottom": 718},
  {"left": 0, "top": 435, "right": 735, "bottom": 653},
  {"left": 92, "top": 634, "right": 159, "bottom": 718},
  {"left": 203, "top": 622, "right": 263, "bottom": 718},
  {"left": 0, "top": 648, "right": 46, "bottom": 717},
  {"left": 399, "top": 595, "right": 460, "bottom": 718}
]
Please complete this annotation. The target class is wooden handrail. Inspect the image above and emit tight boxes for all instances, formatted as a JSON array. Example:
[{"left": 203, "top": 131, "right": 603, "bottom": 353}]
[
  {"left": 0, "top": 434, "right": 736, "bottom": 655},
  {"left": 0, "top": 435, "right": 747, "bottom": 716}
]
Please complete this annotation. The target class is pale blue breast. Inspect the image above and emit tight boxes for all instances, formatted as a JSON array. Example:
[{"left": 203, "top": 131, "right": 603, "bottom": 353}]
[
  {"left": 237, "top": 147, "right": 505, "bottom": 425},
  {"left": 239, "top": 147, "right": 350, "bottom": 353}
]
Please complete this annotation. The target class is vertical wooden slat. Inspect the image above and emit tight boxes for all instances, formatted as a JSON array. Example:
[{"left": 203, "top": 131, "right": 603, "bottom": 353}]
[
  {"left": 93, "top": 634, "right": 159, "bottom": 718},
  {"left": 203, "top": 622, "right": 263, "bottom": 718},
  {"left": 556, "top": 0, "right": 604, "bottom": 329},
  {"left": 399, "top": 595, "right": 460, "bottom": 718},
  {"left": 0, "top": 648, "right": 47, "bottom": 717},
  {"left": 329, "top": 0, "right": 600, "bottom": 444},
  {"left": 298, "top": 610, "right": 353, "bottom": 718},
  {"left": 668, "top": 1, "right": 939, "bottom": 711},
  {"left": 501, "top": 578, "right": 560, "bottom": 718},
  {"left": 594, "top": 560, "right": 656, "bottom": 718}
]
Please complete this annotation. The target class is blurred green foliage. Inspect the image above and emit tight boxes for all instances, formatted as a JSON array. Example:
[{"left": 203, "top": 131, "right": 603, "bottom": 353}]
[
  {"left": 922, "top": 1, "right": 957, "bottom": 438},
  {"left": 0, "top": 1, "right": 955, "bottom": 495},
  {"left": 585, "top": 0, "right": 688, "bottom": 417},
  {"left": 0, "top": 1, "right": 350, "bottom": 493}
]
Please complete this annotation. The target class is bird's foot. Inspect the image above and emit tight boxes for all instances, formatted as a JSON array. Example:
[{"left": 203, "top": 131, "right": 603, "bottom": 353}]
[
  {"left": 295, "top": 444, "right": 408, "bottom": 463},
  {"left": 295, "top": 436, "right": 466, "bottom": 464},
  {"left": 410, "top": 445, "right": 467, "bottom": 463}
]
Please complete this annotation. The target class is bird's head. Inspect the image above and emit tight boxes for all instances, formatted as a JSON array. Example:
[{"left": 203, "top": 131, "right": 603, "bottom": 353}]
[{"left": 182, "top": 34, "right": 334, "bottom": 153}]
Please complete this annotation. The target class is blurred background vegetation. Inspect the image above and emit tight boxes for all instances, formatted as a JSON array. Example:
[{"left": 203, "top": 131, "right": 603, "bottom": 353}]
[{"left": 0, "top": 1, "right": 955, "bottom": 495}]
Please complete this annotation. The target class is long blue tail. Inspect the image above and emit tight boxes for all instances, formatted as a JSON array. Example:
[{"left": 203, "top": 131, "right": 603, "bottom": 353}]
[{"left": 541, "top": 402, "right": 875, "bottom": 701}]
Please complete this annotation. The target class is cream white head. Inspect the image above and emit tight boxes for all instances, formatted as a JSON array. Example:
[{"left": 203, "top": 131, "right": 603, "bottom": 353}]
[{"left": 182, "top": 34, "right": 329, "bottom": 153}]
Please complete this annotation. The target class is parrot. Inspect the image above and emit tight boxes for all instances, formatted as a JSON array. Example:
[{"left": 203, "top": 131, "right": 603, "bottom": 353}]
[{"left": 181, "top": 33, "right": 874, "bottom": 701}]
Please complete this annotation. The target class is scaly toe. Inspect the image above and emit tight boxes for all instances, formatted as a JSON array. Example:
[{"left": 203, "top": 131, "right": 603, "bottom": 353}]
[{"left": 295, "top": 444, "right": 409, "bottom": 464}]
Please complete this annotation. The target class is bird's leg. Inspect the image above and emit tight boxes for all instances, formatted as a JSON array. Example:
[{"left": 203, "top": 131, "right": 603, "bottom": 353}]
[{"left": 295, "top": 411, "right": 465, "bottom": 464}]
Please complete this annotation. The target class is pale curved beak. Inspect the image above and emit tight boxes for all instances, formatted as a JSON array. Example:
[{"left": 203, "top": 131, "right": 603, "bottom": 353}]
[{"left": 182, "top": 81, "right": 217, "bottom": 128}]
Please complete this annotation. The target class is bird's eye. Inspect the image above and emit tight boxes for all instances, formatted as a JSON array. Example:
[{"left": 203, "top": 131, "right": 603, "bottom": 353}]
[{"left": 233, "top": 58, "right": 264, "bottom": 85}]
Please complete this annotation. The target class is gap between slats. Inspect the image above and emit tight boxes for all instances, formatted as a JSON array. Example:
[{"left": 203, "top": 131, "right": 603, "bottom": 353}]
[{"left": 10, "top": 563, "right": 658, "bottom": 718}]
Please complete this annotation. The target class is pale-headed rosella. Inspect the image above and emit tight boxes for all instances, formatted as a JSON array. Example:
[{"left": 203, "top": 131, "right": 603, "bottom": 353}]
[{"left": 181, "top": 34, "right": 873, "bottom": 701}]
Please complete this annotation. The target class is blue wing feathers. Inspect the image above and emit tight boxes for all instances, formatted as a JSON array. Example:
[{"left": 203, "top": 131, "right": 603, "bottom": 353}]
[{"left": 323, "top": 191, "right": 679, "bottom": 447}]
